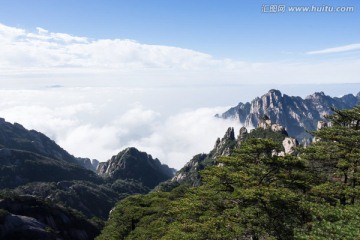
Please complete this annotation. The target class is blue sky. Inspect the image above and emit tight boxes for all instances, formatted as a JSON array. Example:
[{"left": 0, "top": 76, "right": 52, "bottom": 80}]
[
  {"left": 0, "top": 0, "right": 359, "bottom": 168},
  {"left": 0, "top": 0, "right": 359, "bottom": 60}
]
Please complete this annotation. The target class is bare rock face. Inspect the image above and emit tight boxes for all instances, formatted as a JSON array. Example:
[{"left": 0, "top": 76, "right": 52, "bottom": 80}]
[
  {"left": 237, "top": 127, "right": 248, "bottom": 146},
  {"left": 213, "top": 127, "right": 235, "bottom": 157},
  {"left": 76, "top": 157, "right": 99, "bottom": 172},
  {"left": 218, "top": 89, "right": 360, "bottom": 144},
  {"left": 258, "top": 119, "right": 272, "bottom": 129},
  {"left": 282, "top": 137, "right": 298, "bottom": 155},
  {"left": 317, "top": 121, "right": 328, "bottom": 130},
  {"left": 271, "top": 124, "right": 285, "bottom": 133}
]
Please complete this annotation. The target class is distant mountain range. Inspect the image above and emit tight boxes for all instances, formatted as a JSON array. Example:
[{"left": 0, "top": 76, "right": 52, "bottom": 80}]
[{"left": 216, "top": 89, "right": 360, "bottom": 144}]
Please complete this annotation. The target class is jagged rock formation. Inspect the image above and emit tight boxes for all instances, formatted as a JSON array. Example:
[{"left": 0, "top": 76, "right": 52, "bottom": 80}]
[
  {"left": 97, "top": 147, "right": 175, "bottom": 189},
  {"left": 213, "top": 127, "right": 236, "bottom": 157},
  {"left": 156, "top": 127, "right": 237, "bottom": 191},
  {"left": 157, "top": 118, "right": 297, "bottom": 192},
  {"left": 217, "top": 89, "right": 360, "bottom": 144},
  {"left": 77, "top": 157, "right": 99, "bottom": 172},
  {"left": 0, "top": 195, "right": 99, "bottom": 240}
]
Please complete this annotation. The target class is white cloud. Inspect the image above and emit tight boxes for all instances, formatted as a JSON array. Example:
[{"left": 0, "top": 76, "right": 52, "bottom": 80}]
[
  {"left": 307, "top": 43, "right": 360, "bottom": 55},
  {"left": 0, "top": 23, "right": 240, "bottom": 71},
  {"left": 126, "top": 107, "right": 241, "bottom": 169},
  {"left": 0, "top": 22, "right": 359, "bottom": 86}
]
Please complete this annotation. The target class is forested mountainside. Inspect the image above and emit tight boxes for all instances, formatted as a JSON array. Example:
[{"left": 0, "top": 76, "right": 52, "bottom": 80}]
[
  {"left": 2, "top": 90, "right": 360, "bottom": 240},
  {"left": 156, "top": 116, "right": 296, "bottom": 192},
  {"left": 98, "top": 105, "right": 360, "bottom": 240}
]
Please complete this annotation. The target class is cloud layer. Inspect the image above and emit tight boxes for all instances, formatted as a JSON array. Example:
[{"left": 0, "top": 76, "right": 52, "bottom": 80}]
[
  {"left": 0, "top": 87, "right": 240, "bottom": 169},
  {"left": 0, "top": 23, "right": 243, "bottom": 72}
]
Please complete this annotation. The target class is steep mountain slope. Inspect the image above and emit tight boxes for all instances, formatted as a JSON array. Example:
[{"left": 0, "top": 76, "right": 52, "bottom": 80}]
[
  {"left": 156, "top": 118, "right": 294, "bottom": 191},
  {"left": 217, "top": 89, "right": 360, "bottom": 143},
  {"left": 97, "top": 147, "right": 175, "bottom": 189},
  {"left": 0, "top": 117, "right": 173, "bottom": 221},
  {"left": 0, "top": 118, "right": 100, "bottom": 171},
  {"left": 0, "top": 118, "right": 78, "bottom": 164},
  {"left": 0, "top": 148, "right": 100, "bottom": 189}
]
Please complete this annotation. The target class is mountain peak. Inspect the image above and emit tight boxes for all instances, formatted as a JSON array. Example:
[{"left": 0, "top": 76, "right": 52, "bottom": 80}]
[
  {"left": 97, "top": 147, "right": 174, "bottom": 189},
  {"left": 305, "top": 91, "right": 326, "bottom": 100},
  {"left": 224, "top": 127, "right": 235, "bottom": 141},
  {"left": 219, "top": 90, "right": 360, "bottom": 144},
  {"left": 268, "top": 89, "right": 282, "bottom": 96}
]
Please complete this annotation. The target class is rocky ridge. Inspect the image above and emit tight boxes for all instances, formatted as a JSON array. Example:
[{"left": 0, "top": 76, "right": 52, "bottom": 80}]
[
  {"left": 0, "top": 117, "right": 100, "bottom": 172},
  {"left": 217, "top": 89, "right": 360, "bottom": 144},
  {"left": 157, "top": 117, "right": 294, "bottom": 191}
]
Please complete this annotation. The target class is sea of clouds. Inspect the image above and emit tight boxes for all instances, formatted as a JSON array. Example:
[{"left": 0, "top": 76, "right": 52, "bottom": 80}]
[{"left": 0, "top": 87, "right": 243, "bottom": 169}]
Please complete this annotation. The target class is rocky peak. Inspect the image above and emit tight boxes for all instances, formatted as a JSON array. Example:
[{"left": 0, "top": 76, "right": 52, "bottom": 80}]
[
  {"left": 237, "top": 127, "right": 248, "bottom": 146},
  {"left": 340, "top": 94, "right": 357, "bottom": 104},
  {"left": 219, "top": 89, "right": 360, "bottom": 145},
  {"left": 77, "top": 157, "right": 99, "bottom": 172},
  {"left": 213, "top": 127, "right": 236, "bottom": 157},
  {"left": 306, "top": 91, "right": 325, "bottom": 100},
  {"left": 262, "top": 89, "right": 282, "bottom": 108},
  {"left": 97, "top": 147, "right": 174, "bottom": 189},
  {"left": 225, "top": 127, "right": 235, "bottom": 140},
  {"left": 266, "top": 89, "right": 282, "bottom": 100}
]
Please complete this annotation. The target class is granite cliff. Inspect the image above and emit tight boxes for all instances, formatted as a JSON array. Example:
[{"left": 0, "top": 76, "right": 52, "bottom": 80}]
[{"left": 217, "top": 89, "right": 360, "bottom": 144}]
